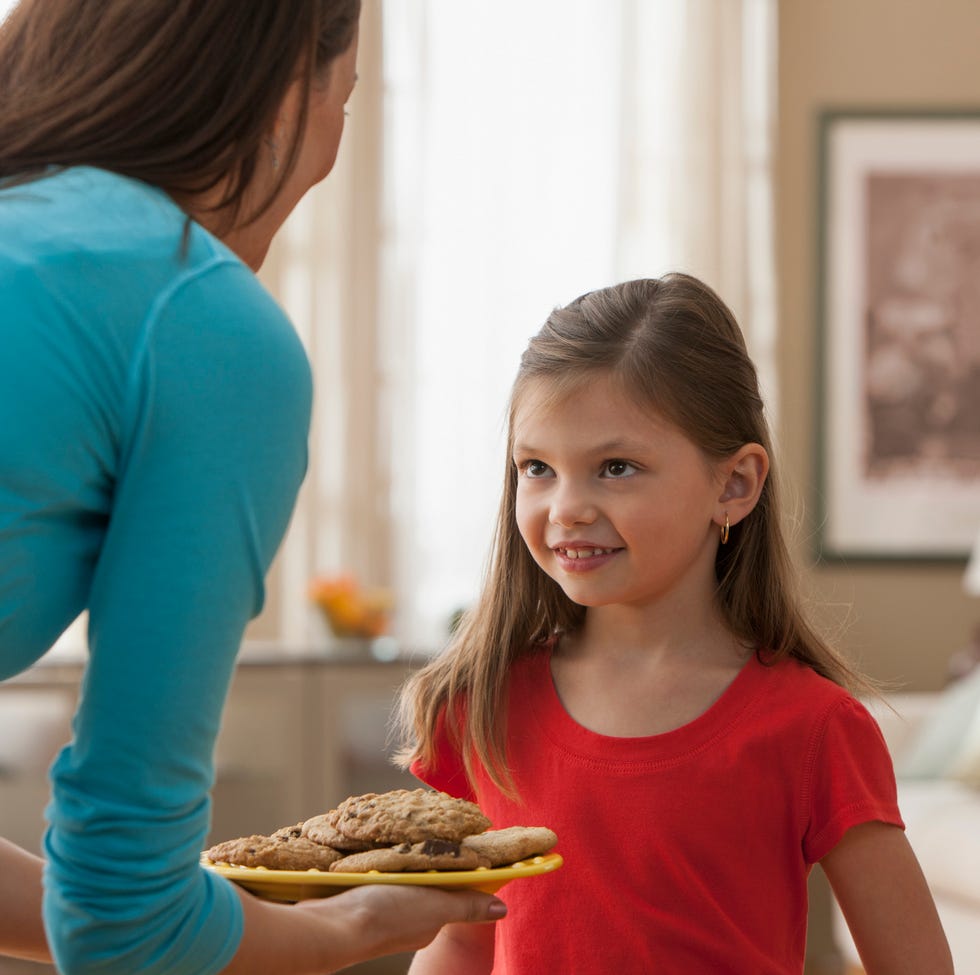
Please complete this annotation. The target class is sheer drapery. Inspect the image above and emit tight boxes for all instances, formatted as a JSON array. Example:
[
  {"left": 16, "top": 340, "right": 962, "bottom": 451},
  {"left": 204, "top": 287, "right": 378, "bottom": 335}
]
[{"left": 241, "top": 0, "right": 779, "bottom": 652}]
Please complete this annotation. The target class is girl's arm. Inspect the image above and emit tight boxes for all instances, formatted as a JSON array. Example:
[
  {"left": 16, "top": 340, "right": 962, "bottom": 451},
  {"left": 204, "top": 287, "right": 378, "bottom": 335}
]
[
  {"left": 0, "top": 839, "right": 51, "bottom": 962},
  {"left": 821, "top": 821, "right": 953, "bottom": 975},
  {"left": 407, "top": 919, "right": 495, "bottom": 975}
]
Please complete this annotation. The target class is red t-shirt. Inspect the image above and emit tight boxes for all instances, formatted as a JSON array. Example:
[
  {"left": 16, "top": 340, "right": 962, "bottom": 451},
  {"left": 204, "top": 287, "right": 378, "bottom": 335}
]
[{"left": 413, "top": 650, "right": 902, "bottom": 975}]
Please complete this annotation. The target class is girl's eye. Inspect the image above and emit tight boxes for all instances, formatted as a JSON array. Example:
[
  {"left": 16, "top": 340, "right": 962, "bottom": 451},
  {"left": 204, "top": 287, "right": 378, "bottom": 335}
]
[
  {"left": 520, "top": 460, "right": 551, "bottom": 478},
  {"left": 602, "top": 459, "right": 636, "bottom": 478}
]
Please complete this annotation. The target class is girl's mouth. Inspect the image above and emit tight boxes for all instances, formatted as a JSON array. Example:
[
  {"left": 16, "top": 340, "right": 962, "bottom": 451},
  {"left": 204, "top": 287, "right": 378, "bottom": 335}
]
[
  {"left": 552, "top": 546, "right": 620, "bottom": 571},
  {"left": 554, "top": 546, "right": 616, "bottom": 559}
]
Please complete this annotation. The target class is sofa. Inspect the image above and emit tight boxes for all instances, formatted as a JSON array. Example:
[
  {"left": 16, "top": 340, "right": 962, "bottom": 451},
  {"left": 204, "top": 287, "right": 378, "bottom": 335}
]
[{"left": 831, "top": 669, "right": 980, "bottom": 974}]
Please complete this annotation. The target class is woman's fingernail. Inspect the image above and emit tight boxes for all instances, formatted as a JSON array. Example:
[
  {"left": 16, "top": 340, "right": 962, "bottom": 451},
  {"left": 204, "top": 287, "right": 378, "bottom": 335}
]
[{"left": 488, "top": 899, "right": 508, "bottom": 919}]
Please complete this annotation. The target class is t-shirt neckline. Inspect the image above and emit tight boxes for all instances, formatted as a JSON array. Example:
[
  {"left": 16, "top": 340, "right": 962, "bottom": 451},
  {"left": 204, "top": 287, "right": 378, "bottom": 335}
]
[{"left": 529, "top": 646, "right": 772, "bottom": 766}]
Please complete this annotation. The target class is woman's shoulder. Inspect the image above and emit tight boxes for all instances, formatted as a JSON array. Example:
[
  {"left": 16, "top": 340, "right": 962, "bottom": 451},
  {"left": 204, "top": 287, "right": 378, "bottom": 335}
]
[
  {"left": 1, "top": 166, "right": 244, "bottom": 312},
  {"left": 1, "top": 166, "right": 263, "bottom": 288},
  {"left": 1, "top": 166, "right": 183, "bottom": 248}
]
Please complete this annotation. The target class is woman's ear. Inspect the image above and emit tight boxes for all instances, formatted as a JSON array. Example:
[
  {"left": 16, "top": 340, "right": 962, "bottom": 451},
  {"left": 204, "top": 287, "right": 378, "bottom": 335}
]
[{"left": 715, "top": 443, "right": 769, "bottom": 530}]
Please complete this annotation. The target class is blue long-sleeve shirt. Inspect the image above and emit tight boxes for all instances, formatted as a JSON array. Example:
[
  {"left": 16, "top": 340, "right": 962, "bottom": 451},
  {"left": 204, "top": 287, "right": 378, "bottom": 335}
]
[{"left": 0, "top": 167, "right": 312, "bottom": 973}]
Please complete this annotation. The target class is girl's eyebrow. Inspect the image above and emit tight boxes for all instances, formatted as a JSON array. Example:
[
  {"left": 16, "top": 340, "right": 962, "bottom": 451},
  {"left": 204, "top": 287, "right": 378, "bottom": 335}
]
[
  {"left": 513, "top": 437, "right": 649, "bottom": 456},
  {"left": 589, "top": 438, "right": 650, "bottom": 454}
]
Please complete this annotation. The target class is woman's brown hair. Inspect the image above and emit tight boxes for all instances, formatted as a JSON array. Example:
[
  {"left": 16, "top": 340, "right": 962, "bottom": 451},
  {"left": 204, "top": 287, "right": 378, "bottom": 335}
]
[
  {"left": 0, "top": 0, "right": 360, "bottom": 223},
  {"left": 396, "top": 273, "right": 876, "bottom": 798}
]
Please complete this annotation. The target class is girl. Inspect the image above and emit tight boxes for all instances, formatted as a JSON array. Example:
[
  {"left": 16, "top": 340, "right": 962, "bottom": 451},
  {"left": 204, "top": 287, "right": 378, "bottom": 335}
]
[
  {"left": 0, "top": 2, "right": 503, "bottom": 972},
  {"left": 397, "top": 274, "right": 952, "bottom": 974}
]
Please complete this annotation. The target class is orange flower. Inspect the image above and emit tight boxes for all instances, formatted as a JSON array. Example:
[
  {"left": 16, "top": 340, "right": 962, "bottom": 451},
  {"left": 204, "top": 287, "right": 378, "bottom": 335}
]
[{"left": 308, "top": 574, "right": 393, "bottom": 638}]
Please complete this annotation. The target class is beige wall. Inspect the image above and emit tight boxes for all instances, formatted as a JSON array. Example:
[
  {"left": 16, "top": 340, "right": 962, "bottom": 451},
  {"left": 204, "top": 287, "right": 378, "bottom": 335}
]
[{"left": 777, "top": 0, "right": 980, "bottom": 692}]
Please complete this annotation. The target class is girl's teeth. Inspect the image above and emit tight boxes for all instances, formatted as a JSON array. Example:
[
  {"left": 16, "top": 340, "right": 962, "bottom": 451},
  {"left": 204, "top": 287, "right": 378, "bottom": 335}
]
[{"left": 563, "top": 548, "right": 612, "bottom": 559}]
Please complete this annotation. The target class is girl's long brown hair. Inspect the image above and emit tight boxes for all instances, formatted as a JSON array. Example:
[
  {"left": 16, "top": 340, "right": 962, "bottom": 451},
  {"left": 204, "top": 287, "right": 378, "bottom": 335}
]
[
  {"left": 395, "top": 273, "right": 875, "bottom": 798},
  {"left": 0, "top": 0, "right": 360, "bottom": 224}
]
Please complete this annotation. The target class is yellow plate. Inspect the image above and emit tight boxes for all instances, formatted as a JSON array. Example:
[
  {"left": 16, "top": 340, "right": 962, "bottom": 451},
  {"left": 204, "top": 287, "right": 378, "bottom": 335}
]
[{"left": 202, "top": 852, "right": 563, "bottom": 902}]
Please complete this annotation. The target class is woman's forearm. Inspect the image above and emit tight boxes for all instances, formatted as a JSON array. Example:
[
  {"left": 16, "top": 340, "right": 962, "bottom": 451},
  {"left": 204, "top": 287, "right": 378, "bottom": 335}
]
[
  {"left": 0, "top": 836, "right": 504, "bottom": 974},
  {"left": 0, "top": 838, "right": 51, "bottom": 963},
  {"left": 224, "top": 884, "right": 504, "bottom": 975}
]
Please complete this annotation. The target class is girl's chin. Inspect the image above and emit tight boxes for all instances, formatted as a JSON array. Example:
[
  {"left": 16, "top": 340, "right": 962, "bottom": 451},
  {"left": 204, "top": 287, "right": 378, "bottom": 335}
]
[{"left": 550, "top": 582, "right": 612, "bottom": 608}]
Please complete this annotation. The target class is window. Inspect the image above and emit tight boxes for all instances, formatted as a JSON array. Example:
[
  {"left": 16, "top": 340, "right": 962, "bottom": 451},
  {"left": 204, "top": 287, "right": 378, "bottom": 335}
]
[{"left": 267, "top": 0, "right": 779, "bottom": 653}]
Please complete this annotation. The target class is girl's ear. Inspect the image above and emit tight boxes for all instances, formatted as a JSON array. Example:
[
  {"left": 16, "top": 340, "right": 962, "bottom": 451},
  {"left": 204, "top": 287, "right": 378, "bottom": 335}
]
[{"left": 715, "top": 443, "right": 769, "bottom": 530}]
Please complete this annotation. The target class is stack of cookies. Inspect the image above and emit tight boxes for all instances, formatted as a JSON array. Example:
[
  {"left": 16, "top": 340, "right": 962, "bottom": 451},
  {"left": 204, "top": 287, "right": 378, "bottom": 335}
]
[{"left": 204, "top": 788, "right": 557, "bottom": 873}]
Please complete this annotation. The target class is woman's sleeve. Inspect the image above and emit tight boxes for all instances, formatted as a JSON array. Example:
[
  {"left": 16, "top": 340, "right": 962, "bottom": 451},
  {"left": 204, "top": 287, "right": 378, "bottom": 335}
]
[
  {"left": 803, "top": 695, "right": 905, "bottom": 865},
  {"left": 42, "top": 260, "right": 312, "bottom": 975}
]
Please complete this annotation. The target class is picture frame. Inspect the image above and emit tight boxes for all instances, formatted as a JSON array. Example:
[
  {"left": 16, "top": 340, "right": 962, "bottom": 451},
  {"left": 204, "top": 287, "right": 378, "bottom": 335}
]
[{"left": 815, "top": 109, "right": 980, "bottom": 561}]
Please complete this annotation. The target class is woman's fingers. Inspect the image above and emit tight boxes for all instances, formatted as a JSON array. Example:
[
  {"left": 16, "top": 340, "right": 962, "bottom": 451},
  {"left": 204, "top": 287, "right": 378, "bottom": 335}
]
[{"left": 302, "top": 885, "right": 506, "bottom": 957}]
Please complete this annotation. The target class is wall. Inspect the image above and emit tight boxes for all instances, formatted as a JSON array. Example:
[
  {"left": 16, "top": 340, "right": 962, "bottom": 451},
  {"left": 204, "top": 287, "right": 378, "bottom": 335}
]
[{"left": 777, "top": 0, "right": 980, "bottom": 693}]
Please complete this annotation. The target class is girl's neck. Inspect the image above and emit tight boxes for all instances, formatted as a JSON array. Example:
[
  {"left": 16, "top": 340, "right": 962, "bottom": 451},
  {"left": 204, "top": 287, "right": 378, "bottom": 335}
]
[
  {"left": 563, "top": 601, "right": 746, "bottom": 671},
  {"left": 550, "top": 616, "right": 750, "bottom": 738}
]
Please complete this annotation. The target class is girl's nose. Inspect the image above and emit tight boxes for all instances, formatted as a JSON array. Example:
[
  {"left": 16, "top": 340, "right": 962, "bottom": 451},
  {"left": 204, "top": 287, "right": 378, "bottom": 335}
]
[{"left": 548, "top": 483, "right": 598, "bottom": 528}]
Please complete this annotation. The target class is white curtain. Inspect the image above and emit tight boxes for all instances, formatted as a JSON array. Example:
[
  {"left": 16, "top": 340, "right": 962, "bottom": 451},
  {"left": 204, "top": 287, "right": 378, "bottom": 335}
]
[{"left": 261, "top": 0, "right": 779, "bottom": 653}]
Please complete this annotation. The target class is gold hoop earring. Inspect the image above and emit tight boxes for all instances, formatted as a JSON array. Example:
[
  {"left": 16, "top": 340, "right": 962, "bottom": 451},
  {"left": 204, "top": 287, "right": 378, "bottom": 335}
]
[{"left": 720, "top": 512, "right": 730, "bottom": 545}]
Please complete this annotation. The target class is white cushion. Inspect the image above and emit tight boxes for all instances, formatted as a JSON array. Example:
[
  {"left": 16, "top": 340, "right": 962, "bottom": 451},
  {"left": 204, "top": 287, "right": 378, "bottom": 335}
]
[
  {"left": 900, "top": 783, "right": 980, "bottom": 907},
  {"left": 946, "top": 691, "right": 980, "bottom": 787},
  {"left": 894, "top": 668, "right": 980, "bottom": 778}
]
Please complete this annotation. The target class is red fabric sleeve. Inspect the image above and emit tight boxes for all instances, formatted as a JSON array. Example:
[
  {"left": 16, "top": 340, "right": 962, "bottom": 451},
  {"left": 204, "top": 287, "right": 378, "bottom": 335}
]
[{"left": 803, "top": 695, "right": 905, "bottom": 864}]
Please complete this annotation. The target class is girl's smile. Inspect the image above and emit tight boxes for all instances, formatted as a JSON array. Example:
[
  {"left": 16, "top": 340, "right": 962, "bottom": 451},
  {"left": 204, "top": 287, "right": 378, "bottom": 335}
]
[{"left": 550, "top": 543, "right": 622, "bottom": 571}]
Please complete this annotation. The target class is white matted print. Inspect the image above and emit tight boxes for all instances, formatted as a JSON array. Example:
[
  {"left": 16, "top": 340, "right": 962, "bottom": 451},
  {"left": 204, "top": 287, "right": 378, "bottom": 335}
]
[{"left": 817, "top": 110, "right": 980, "bottom": 560}]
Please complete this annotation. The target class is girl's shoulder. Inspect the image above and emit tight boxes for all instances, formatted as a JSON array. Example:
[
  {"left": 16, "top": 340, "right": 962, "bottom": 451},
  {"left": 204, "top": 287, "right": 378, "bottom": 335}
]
[
  {"left": 756, "top": 650, "right": 855, "bottom": 694},
  {"left": 509, "top": 643, "right": 554, "bottom": 684},
  {"left": 749, "top": 652, "right": 878, "bottom": 727}
]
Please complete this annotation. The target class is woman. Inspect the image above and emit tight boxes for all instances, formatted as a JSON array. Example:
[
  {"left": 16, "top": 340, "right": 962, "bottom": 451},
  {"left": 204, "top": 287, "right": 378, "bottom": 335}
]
[{"left": 0, "top": 2, "right": 505, "bottom": 973}]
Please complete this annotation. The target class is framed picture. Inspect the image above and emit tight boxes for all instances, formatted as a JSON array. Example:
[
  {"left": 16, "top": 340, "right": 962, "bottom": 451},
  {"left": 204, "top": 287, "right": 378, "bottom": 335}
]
[{"left": 816, "top": 109, "right": 980, "bottom": 561}]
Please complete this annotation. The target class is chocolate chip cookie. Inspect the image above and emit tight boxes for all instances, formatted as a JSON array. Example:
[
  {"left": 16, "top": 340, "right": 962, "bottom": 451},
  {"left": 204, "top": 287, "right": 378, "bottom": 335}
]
[
  {"left": 330, "top": 839, "right": 491, "bottom": 873},
  {"left": 301, "top": 812, "right": 376, "bottom": 852},
  {"left": 204, "top": 833, "right": 343, "bottom": 870},
  {"left": 462, "top": 826, "right": 558, "bottom": 866},
  {"left": 332, "top": 788, "right": 491, "bottom": 845}
]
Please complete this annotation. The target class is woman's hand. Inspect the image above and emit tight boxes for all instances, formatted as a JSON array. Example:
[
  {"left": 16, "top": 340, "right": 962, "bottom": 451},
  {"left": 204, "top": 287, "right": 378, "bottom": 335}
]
[
  {"left": 0, "top": 838, "right": 51, "bottom": 963},
  {"left": 224, "top": 882, "right": 505, "bottom": 974},
  {"left": 303, "top": 884, "right": 504, "bottom": 961}
]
